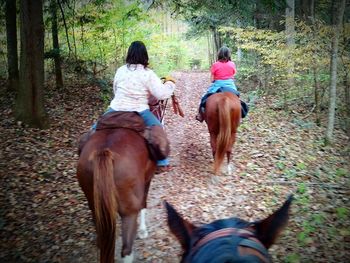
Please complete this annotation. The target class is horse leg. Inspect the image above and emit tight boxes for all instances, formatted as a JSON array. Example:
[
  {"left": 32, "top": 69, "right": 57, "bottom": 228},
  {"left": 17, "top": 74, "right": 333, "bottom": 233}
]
[
  {"left": 138, "top": 181, "right": 151, "bottom": 239},
  {"left": 138, "top": 209, "right": 148, "bottom": 239},
  {"left": 210, "top": 135, "right": 216, "bottom": 162},
  {"left": 121, "top": 213, "right": 138, "bottom": 263},
  {"left": 209, "top": 134, "right": 221, "bottom": 183},
  {"left": 226, "top": 151, "right": 235, "bottom": 175}
]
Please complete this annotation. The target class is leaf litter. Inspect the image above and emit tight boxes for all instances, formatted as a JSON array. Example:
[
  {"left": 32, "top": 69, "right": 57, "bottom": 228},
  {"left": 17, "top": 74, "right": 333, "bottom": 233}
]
[{"left": 0, "top": 72, "right": 349, "bottom": 262}]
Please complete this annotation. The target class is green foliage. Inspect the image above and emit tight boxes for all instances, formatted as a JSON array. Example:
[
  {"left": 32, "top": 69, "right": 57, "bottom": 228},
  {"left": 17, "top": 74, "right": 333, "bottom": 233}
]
[
  {"left": 284, "top": 168, "right": 297, "bottom": 179},
  {"left": 336, "top": 207, "right": 348, "bottom": 221},
  {"left": 276, "top": 161, "right": 285, "bottom": 170},
  {"left": 296, "top": 182, "right": 307, "bottom": 195},
  {"left": 148, "top": 34, "right": 190, "bottom": 76},
  {"left": 61, "top": 0, "right": 149, "bottom": 67},
  {"left": 297, "top": 212, "right": 326, "bottom": 246},
  {"left": 296, "top": 162, "right": 306, "bottom": 171},
  {"left": 335, "top": 168, "right": 348, "bottom": 178},
  {"left": 285, "top": 253, "right": 301, "bottom": 263},
  {"left": 219, "top": 18, "right": 346, "bottom": 109},
  {"left": 44, "top": 0, "right": 212, "bottom": 82},
  {"left": 295, "top": 183, "right": 310, "bottom": 209}
]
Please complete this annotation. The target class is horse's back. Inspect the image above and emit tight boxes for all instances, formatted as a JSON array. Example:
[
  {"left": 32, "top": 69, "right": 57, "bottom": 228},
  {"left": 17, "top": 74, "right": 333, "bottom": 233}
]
[{"left": 79, "top": 128, "right": 149, "bottom": 165}]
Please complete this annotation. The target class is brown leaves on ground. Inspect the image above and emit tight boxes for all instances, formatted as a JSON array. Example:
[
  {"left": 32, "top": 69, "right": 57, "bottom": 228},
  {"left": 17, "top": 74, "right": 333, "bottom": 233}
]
[{"left": 0, "top": 72, "right": 349, "bottom": 262}]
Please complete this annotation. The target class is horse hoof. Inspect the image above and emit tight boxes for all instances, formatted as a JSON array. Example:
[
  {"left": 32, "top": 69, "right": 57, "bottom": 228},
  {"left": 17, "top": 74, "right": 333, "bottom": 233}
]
[
  {"left": 138, "top": 229, "right": 149, "bottom": 239},
  {"left": 122, "top": 253, "right": 134, "bottom": 263},
  {"left": 226, "top": 164, "right": 235, "bottom": 176},
  {"left": 210, "top": 176, "right": 220, "bottom": 184}
]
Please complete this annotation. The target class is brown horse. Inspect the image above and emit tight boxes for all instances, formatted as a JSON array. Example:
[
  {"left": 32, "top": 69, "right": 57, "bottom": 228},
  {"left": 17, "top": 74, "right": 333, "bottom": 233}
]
[
  {"left": 165, "top": 195, "right": 293, "bottom": 263},
  {"left": 204, "top": 92, "right": 241, "bottom": 176},
  {"left": 77, "top": 128, "right": 156, "bottom": 263}
]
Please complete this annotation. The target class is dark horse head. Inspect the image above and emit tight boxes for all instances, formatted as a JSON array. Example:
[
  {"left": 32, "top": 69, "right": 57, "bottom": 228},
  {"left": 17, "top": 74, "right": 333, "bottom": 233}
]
[
  {"left": 205, "top": 92, "right": 241, "bottom": 176},
  {"left": 165, "top": 195, "right": 293, "bottom": 263},
  {"left": 77, "top": 128, "right": 156, "bottom": 262}
]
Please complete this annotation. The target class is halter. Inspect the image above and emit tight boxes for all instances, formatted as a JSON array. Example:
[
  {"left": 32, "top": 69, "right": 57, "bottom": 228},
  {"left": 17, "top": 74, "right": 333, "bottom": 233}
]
[{"left": 191, "top": 227, "right": 270, "bottom": 263}]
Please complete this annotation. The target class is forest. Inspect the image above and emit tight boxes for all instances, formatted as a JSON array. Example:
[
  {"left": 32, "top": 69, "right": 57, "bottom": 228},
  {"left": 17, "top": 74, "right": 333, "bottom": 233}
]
[{"left": 0, "top": 0, "right": 349, "bottom": 262}]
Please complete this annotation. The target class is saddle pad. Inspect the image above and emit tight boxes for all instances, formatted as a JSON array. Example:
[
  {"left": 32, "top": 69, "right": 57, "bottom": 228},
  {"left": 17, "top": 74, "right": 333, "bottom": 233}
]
[{"left": 95, "top": 111, "right": 145, "bottom": 132}]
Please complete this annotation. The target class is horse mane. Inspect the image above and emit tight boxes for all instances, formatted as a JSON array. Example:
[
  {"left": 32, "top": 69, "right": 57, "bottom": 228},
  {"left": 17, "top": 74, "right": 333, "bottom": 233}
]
[
  {"left": 190, "top": 218, "right": 260, "bottom": 263},
  {"left": 194, "top": 218, "right": 250, "bottom": 238}
]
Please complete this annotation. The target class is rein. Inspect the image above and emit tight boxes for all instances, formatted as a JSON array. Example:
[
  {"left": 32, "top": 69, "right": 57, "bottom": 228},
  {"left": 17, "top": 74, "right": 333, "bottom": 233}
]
[
  {"left": 171, "top": 94, "right": 184, "bottom": 117},
  {"left": 191, "top": 227, "right": 270, "bottom": 262},
  {"left": 149, "top": 94, "right": 184, "bottom": 123}
]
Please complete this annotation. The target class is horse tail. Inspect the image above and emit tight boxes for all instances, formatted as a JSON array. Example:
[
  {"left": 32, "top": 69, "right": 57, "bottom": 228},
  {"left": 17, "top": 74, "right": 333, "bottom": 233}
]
[
  {"left": 91, "top": 149, "right": 118, "bottom": 263},
  {"left": 214, "top": 97, "right": 232, "bottom": 174}
]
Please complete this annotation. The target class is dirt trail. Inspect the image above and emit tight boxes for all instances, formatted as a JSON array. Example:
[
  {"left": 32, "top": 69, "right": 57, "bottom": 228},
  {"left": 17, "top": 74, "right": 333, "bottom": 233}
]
[
  {"left": 130, "top": 71, "right": 284, "bottom": 262},
  {"left": 1, "top": 71, "right": 349, "bottom": 262}
]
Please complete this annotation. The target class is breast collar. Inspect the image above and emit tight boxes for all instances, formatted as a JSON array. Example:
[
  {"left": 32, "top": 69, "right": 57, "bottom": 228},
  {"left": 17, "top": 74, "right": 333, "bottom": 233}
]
[{"left": 191, "top": 227, "right": 270, "bottom": 263}]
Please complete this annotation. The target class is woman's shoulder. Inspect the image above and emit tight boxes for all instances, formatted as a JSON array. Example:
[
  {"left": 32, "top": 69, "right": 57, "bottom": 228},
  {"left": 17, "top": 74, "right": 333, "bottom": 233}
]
[
  {"left": 117, "top": 64, "right": 128, "bottom": 72},
  {"left": 211, "top": 61, "right": 222, "bottom": 69}
]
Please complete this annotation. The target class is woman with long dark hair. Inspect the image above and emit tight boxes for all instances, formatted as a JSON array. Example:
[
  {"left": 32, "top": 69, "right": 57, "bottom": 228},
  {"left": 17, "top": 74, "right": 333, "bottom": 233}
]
[{"left": 98, "top": 41, "right": 175, "bottom": 171}]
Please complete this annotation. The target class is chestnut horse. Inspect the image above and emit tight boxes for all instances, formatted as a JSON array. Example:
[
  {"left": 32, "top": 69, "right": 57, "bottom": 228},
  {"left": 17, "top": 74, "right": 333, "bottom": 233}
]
[
  {"left": 165, "top": 195, "right": 293, "bottom": 263},
  {"left": 204, "top": 92, "right": 241, "bottom": 175},
  {"left": 77, "top": 128, "right": 156, "bottom": 263}
]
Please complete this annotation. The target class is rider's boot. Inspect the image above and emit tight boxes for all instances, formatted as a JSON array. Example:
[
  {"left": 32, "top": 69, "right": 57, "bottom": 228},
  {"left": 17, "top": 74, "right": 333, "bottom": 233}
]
[{"left": 195, "top": 110, "right": 204, "bottom": 122}]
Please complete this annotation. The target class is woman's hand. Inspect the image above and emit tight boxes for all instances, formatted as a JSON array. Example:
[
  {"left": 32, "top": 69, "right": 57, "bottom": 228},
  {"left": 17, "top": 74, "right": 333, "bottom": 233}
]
[{"left": 163, "top": 76, "right": 176, "bottom": 84}]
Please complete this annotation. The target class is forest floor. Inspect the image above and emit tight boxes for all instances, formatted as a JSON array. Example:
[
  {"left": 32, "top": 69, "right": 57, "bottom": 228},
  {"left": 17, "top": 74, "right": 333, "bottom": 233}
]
[{"left": 0, "top": 71, "right": 349, "bottom": 263}]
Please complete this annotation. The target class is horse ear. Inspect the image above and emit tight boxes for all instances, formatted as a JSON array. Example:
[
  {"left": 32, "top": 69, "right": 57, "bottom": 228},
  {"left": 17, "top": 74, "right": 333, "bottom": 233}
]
[
  {"left": 254, "top": 195, "right": 293, "bottom": 249},
  {"left": 164, "top": 201, "right": 196, "bottom": 251}
]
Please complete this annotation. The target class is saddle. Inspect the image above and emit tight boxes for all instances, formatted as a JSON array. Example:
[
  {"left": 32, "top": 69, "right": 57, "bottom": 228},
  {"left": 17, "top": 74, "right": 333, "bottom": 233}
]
[
  {"left": 201, "top": 88, "right": 249, "bottom": 118},
  {"left": 78, "top": 111, "right": 170, "bottom": 161}
]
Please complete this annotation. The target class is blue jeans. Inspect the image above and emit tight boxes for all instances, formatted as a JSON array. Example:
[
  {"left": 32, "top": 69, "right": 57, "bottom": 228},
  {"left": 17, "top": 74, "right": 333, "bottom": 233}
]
[
  {"left": 199, "top": 80, "right": 240, "bottom": 111},
  {"left": 207, "top": 79, "right": 238, "bottom": 94},
  {"left": 92, "top": 108, "right": 169, "bottom": 167},
  {"left": 138, "top": 109, "right": 162, "bottom": 126}
]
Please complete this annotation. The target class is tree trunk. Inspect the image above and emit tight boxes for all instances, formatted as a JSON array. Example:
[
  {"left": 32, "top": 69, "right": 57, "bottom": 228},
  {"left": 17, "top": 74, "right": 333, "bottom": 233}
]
[
  {"left": 212, "top": 27, "right": 220, "bottom": 54},
  {"left": 326, "top": 0, "right": 346, "bottom": 143},
  {"left": 285, "top": 0, "right": 295, "bottom": 97},
  {"left": 207, "top": 32, "right": 213, "bottom": 66},
  {"left": 71, "top": 0, "right": 77, "bottom": 58},
  {"left": 58, "top": 0, "right": 72, "bottom": 55},
  {"left": 5, "top": 0, "right": 19, "bottom": 92},
  {"left": 236, "top": 20, "right": 242, "bottom": 62},
  {"left": 16, "top": 0, "right": 49, "bottom": 129},
  {"left": 313, "top": 65, "right": 321, "bottom": 126},
  {"left": 209, "top": 30, "right": 216, "bottom": 63},
  {"left": 51, "top": 0, "right": 63, "bottom": 89},
  {"left": 308, "top": 1, "right": 321, "bottom": 125},
  {"left": 300, "top": 0, "right": 314, "bottom": 21},
  {"left": 344, "top": 70, "right": 350, "bottom": 137}
]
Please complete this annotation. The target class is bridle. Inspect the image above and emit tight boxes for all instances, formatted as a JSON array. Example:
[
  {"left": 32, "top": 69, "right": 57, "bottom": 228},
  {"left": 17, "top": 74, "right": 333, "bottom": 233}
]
[{"left": 191, "top": 227, "right": 270, "bottom": 263}]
